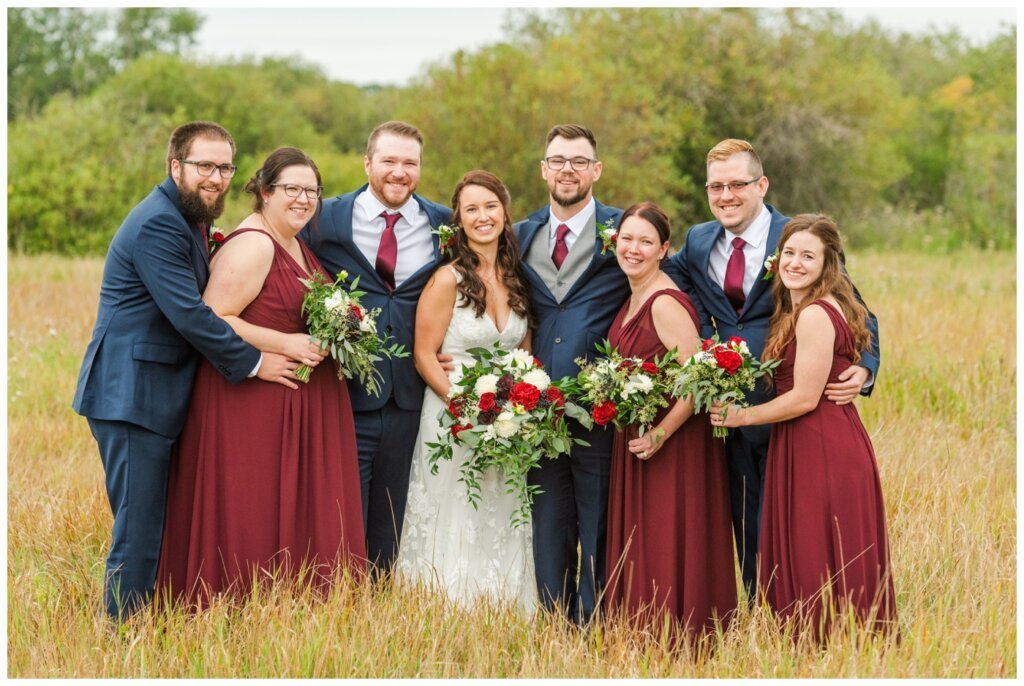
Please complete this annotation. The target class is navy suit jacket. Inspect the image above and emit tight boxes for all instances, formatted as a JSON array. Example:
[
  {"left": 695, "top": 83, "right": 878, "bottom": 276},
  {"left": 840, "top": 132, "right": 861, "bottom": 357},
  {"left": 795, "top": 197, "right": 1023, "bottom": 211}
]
[
  {"left": 663, "top": 203, "right": 880, "bottom": 445},
  {"left": 73, "top": 177, "right": 261, "bottom": 438},
  {"left": 302, "top": 184, "right": 451, "bottom": 412},
  {"left": 515, "top": 201, "right": 628, "bottom": 381}
]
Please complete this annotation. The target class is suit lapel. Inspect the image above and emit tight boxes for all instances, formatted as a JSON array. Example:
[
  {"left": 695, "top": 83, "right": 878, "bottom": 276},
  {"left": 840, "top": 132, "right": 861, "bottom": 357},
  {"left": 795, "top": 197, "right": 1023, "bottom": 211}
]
[
  {"left": 336, "top": 186, "right": 387, "bottom": 289},
  {"left": 694, "top": 223, "right": 736, "bottom": 316},
  {"left": 739, "top": 207, "right": 786, "bottom": 316},
  {"left": 517, "top": 209, "right": 557, "bottom": 303}
]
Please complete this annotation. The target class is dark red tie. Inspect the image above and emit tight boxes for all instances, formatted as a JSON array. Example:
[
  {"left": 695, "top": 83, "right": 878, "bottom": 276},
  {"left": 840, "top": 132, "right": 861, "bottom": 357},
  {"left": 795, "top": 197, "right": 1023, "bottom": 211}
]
[
  {"left": 552, "top": 224, "right": 570, "bottom": 270},
  {"left": 198, "top": 223, "right": 209, "bottom": 255},
  {"left": 723, "top": 236, "right": 746, "bottom": 314},
  {"left": 375, "top": 211, "right": 400, "bottom": 291}
]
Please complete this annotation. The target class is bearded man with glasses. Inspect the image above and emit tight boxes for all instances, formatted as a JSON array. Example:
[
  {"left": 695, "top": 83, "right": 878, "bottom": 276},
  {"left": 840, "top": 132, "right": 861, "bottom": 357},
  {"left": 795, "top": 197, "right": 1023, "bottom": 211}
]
[
  {"left": 513, "top": 124, "right": 628, "bottom": 624},
  {"left": 73, "top": 121, "right": 300, "bottom": 621},
  {"left": 663, "top": 138, "right": 881, "bottom": 602}
]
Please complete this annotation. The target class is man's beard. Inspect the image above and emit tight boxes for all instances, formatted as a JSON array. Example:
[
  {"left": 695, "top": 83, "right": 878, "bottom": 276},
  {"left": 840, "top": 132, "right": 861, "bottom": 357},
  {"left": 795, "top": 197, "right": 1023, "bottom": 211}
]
[
  {"left": 179, "top": 185, "right": 226, "bottom": 226},
  {"left": 551, "top": 178, "right": 590, "bottom": 208}
]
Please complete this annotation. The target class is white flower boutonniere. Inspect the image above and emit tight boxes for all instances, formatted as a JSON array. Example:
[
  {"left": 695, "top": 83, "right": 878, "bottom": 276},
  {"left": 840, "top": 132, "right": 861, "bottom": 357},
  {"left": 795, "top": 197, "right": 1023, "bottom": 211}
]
[{"left": 598, "top": 218, "right": 618, "bottom": 255}]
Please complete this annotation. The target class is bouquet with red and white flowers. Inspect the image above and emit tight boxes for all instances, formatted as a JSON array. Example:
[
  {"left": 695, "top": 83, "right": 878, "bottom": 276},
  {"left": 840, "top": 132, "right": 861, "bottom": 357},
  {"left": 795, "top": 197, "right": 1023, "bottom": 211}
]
[
  {"left": 572, "top": 339, "right": 682, "bottom": 436},
  {"left": 427, "top": 345, "right": 588, "bottom": 528},
  {"left": 673, "top": 334, "right": 781, "bottom": 437},
  {"left": 295, "top": 270, "right": 408, "bottom": 394}
]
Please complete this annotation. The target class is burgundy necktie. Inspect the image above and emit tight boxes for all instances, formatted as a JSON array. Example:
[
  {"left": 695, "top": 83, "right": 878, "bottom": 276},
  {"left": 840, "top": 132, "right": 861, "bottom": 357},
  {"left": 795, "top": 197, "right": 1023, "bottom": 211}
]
[
  {"left": 198, "top": 222, "right": 209, "bottom": 254},
  {"left": 375, "top": 211, "right": 400, "bottom": 291},
  {"left": 723, "top": 236, "right": 746, "bottom": 314},
  {"left": 552, "top": 224, "right": 570, "bottom": 270}
]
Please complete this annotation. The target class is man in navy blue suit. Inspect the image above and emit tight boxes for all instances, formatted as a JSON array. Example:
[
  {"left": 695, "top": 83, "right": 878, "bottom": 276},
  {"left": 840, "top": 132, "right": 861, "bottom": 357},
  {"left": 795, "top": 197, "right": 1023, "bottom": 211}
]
[
  {"left": 73, "top": 121, "right": 305, "bottom": 620},
  {"left": 515, "top": 124, "right": 628, "bottom": 623},
  {"left": 663, "top": 138, "right": 880, "bottom": 600},
  {"left": 302, "top": 121, "right": 451, "bottom": 575}
]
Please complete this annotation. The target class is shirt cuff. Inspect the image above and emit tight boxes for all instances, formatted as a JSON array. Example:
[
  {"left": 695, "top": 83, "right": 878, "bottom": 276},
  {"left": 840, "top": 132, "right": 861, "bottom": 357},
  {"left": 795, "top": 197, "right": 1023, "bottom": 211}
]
[{"left": 248, "top": 354, "right": 263, "bottom": 378}]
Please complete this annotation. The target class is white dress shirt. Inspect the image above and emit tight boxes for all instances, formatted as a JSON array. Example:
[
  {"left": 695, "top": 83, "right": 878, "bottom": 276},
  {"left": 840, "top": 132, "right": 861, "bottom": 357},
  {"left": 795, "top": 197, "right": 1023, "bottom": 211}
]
[
  {"left": 353, "top": 189, "right": 435, "bottom": 287},
  {"left": 707, "top": 204, "right": 772, "bottom": 298},
  {"left": 547, "top": 197, "right": 596, "bottom": 255}
]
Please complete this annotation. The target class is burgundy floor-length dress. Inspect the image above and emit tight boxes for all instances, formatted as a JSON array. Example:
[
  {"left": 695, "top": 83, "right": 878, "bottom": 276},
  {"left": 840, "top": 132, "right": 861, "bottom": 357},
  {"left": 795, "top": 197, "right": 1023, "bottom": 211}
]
[
  {"left": 759, "top": 300, "right": 896, "bottom": 634},
  {"left": 604, "top": 288, "right": 737, "bottom": 636},
  {"left": 156, "top": 229, "right": 366, "bottom": 607}
]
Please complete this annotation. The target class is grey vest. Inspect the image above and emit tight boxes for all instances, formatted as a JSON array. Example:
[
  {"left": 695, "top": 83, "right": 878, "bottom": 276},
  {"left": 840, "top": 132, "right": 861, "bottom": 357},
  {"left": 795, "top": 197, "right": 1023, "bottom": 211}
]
[{"left": 525, "top": 213, "right": 596, "bottom": 303}]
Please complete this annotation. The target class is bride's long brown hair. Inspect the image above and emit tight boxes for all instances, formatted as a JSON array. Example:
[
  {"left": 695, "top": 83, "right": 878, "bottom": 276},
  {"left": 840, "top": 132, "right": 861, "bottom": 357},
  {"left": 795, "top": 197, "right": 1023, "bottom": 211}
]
[
  {"left": 763, "top": 214, "right": 871, "bottom": 363},
  {"left": 447, "top": 170, "right": 533, "bottom": 328}
]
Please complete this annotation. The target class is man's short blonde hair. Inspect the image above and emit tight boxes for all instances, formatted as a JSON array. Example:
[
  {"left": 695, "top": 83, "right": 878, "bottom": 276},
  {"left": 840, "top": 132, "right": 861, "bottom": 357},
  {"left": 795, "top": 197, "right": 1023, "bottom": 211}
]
[{"left": 706, "top": 138, "right": 763, "bottom": 178}]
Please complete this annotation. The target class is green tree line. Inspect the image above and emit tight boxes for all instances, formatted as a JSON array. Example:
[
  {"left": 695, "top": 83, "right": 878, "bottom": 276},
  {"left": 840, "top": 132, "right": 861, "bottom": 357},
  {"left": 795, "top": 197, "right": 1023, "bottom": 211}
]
[{"left": 7, "top": 7, "right": 1015, "bottom": 254}]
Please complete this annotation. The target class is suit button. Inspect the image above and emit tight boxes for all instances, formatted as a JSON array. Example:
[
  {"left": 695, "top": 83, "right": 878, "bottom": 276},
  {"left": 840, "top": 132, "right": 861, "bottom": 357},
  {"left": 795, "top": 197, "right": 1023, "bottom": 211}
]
[
  {"left": 554, "top": 337, "right": 562, "bottom": 344},
  {"left": 737, "top": 323, "right": 744, "bottom": 330},
  {"left": 559, "top": 305, "right": 566, "bottom": 311},
  {"left": 219, "top": 365, "right": 228, "bottom": 374},
  {"left": 386, "top": 325, "right": 393, "bottom": 333}
]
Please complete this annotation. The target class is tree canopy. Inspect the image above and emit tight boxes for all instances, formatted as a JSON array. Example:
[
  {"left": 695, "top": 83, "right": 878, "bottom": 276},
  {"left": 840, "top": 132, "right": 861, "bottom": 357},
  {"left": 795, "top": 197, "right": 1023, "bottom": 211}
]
[{"left": 7, "top": 7, "right": 1016, "bottom": 253}]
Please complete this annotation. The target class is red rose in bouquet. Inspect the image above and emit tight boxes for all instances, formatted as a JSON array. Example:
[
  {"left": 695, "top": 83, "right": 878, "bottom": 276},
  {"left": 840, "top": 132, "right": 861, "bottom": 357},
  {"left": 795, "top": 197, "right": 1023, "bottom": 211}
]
[
  {"left": 349, "top": 304, "right": 363, "bottom": 320},
  {"left": 510, "top": 382, "right": 541, "bottom": 410},
  {"left": 477, "top": 392, "right": 497, "bottom": 412},
  {"left": 448, "top": 397, "right": 464, "bottom": 418},
  {"left": 544, "top": 386, "right": 565, "bottom": 411},
  {"left": 592, "top": 400, "right": 618, "bottom": 426},
  {"left": 713, "top": 349, "right": 744, "bottom": 375},
  {"left": 641, "top": 361, "right": 659, "bottom": 375}
]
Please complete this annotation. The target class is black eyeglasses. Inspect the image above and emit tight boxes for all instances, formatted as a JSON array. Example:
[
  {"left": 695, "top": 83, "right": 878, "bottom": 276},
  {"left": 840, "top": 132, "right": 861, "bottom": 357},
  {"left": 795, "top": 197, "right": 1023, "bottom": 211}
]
[
  {"left": 270, "top": 183, "right": 323, "bottom": 200},
  {"left": 180, "top": 160, "right": 237, "bottom": 178},
  {"left": 543, "top": 156, "right": 597, "bottom": 171},
  {"left": 705, "top": 178, "right": 761, "bottom": 194}
]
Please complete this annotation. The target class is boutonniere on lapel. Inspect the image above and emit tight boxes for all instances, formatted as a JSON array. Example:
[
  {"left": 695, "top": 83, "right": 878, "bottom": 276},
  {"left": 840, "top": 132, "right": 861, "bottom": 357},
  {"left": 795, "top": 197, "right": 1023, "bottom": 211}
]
[
  {"left": 762, "top": 248, "right": 779, "bottom": 281},
  {"left": 598, "top": 218, "right": 618, "bottom": 255},
  {"left": 208, "top": 226, "right": 226, "bottom": 256},
  {"left": 431, "top": 223, "right": 459, "bottom": 256}
]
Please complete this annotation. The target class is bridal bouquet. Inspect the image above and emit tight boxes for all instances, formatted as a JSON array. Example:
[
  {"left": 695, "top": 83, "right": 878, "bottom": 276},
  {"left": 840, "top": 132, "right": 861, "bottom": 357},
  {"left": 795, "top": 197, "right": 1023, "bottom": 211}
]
[
  {"left": 572, "top": 339, "right": 682, "bottom": 436},
  {"left": 673, "top": 334, "right": 781, "bottom": 437},
  {"left": 427, "top": 345, "right": 589, "bottom": 528},
  {"left": 296, "top": 270, "right": 408, "bottom": 395}
]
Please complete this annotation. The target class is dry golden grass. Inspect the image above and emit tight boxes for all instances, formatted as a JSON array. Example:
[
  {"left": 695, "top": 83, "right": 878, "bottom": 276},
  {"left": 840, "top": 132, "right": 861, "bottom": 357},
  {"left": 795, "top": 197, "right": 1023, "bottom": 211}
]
[{"left": 6, "top": 250, "right": 1015, "bottom": 677}]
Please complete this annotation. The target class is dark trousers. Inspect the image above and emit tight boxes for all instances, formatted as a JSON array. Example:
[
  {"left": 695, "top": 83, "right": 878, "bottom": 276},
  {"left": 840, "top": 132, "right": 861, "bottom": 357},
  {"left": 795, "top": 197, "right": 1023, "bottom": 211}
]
[
  {"left": 528, "top": 423, "right": 612, "bottom": 624},
  {"left": 353, "top": 399, "right": 420, "bottom": 574},
  {"left": 87, "top": 417, "right": 176, "bottom": 620},
  {"left": 725, "top": 428, "right": 770, "bottom": 601}
]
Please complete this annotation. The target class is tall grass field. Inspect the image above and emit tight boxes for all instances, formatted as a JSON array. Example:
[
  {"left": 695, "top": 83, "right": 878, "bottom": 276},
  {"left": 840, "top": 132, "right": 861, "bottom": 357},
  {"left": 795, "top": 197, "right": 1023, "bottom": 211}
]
[{"left": 6, "top": 250, "right": 1015, "bottom": 677}]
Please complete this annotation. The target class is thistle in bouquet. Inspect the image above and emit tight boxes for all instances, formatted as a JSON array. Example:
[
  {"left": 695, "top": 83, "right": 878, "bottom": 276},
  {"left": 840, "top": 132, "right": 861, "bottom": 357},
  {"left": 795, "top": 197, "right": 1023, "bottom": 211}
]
[
  {"left": 572, "top": 339, "right": 682, "bottom": 437},
  {"left": 673, "top": 334, "right": 782, "bottom": 438},
  {"left": 295, "top": 270, "right": 408, "bottom": 395},
  {"left": 426, "top": 345, "right": 590, "bottom": 528}
]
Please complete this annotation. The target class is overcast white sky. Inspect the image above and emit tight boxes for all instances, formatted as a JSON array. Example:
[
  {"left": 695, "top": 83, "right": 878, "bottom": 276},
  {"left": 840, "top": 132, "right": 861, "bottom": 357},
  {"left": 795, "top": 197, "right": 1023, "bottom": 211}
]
[{"left": 193, "top": 6, "right": 1017, "bottom": 86}]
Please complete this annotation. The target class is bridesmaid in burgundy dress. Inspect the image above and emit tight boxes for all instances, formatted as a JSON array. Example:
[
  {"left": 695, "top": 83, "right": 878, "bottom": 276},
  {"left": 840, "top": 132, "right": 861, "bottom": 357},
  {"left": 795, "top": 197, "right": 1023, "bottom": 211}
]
[
  {"left": 156, "top": 148, "right": 367, "bottom": 608},
  {"left": 711, "top": 214, "right": 896, "bottom": 638},
  {"left": 604, "top": 202, "right": 737, "bottom": 640}
]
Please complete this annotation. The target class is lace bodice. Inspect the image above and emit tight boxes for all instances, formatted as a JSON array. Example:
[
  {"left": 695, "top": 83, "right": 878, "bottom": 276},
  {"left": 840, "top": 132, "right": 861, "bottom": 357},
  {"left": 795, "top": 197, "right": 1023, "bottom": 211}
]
[{"left": 441, "top": 266, "right": 529, "bottom": 372}]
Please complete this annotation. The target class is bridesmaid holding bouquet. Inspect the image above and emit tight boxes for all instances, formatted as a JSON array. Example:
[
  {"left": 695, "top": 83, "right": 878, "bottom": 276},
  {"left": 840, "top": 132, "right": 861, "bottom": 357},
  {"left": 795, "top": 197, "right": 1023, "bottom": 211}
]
[{"left": 711, "top": 214, "right": 896, "bottom": 638}]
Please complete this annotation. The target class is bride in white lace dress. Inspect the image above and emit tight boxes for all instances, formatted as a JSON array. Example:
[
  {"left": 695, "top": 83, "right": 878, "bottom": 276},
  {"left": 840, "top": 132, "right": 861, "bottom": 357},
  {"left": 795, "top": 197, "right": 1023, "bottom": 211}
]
[{"left": 396, "top": 171, "right": 536, "bottom": 610}]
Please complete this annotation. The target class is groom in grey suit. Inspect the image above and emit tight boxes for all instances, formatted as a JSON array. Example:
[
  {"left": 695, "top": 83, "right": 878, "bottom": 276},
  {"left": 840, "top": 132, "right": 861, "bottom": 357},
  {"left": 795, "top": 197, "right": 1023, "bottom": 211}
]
[{"left": 515, "top": 124, "right": 628, "bottom": 623}]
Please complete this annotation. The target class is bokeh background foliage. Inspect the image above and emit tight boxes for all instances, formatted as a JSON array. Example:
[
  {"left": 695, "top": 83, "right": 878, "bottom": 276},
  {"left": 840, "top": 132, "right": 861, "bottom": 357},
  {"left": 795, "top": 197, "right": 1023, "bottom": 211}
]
[{"left": 7, "top": 7, "right": 1016, "bottom": 253}]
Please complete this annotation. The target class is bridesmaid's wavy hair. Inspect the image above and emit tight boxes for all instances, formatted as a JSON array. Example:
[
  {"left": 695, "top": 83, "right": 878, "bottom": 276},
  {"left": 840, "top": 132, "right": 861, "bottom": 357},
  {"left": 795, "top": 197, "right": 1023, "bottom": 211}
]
[
  {"left": 763, "top": 214, "right": 871, "bottom": 363},
  {"left": 243, "top": 147, "right": 323, "bottom": 228},
  {"left": 447, "top": 170, "right": 533, "bottom": 328}
]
